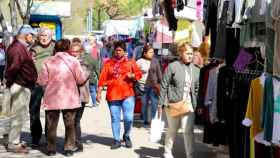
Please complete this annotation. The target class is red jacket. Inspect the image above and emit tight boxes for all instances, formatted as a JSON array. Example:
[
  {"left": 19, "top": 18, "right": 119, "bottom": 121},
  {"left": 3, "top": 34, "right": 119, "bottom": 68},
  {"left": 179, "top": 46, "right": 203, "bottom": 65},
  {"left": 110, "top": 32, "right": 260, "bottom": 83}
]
[
  {"left": 5, "top": 40, "right": 37, "bottom": 89},
  {"left": 98, "top": 58, "right": 142, "bottom": 101}
]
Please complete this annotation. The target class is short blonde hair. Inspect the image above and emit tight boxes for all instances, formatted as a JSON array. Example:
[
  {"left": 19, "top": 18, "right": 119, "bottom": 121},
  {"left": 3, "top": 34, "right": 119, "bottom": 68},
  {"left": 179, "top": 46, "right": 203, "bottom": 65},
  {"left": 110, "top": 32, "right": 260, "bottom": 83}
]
[{"left": 177, "top": 42, "right": 193, "bottom": 55}]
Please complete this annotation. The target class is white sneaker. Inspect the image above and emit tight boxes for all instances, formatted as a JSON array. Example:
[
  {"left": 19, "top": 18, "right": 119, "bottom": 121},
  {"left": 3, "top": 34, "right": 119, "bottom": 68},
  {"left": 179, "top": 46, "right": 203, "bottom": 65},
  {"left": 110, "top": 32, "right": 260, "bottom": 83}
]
[{"left": 164, "top": 153, "right": 174, "bottom": 158}]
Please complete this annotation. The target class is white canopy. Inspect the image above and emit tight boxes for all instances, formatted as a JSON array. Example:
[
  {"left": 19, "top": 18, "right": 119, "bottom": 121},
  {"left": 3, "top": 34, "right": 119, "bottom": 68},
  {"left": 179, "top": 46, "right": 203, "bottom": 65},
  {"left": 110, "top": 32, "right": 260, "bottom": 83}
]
[{"left": 103, "top": 17, "right": 144, "bottom": 37}]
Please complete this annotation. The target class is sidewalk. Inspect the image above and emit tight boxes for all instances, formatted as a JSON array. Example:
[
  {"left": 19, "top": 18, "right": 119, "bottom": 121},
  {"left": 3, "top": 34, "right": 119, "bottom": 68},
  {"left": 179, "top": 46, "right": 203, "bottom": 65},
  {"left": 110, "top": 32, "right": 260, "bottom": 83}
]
[{"left": 0, "top": 91, "right": 229, "bottom": 158}]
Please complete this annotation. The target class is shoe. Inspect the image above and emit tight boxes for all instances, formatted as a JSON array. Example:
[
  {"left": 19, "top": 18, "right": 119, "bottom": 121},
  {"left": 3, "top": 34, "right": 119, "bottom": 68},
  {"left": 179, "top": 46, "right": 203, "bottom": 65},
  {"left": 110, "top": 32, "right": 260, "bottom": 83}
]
[
  {"left": 6, "top": 144, "right": 29, "bottom": 154},
  {"left": 164, "top": 153, "right": 174, "bottom": 158},
  {"left": 123, "top": 136, "right": 132, "bottom": 148},
  {"left": 46, "top": 151, "right": 56, "bottom": 156},
  {"left": 110, "top": 140, "right": 121, "bottom": 150},
  {"left": 30, "top": 143, "right": 40, "bottom": 149},
  {"left": 63, "top": 150, "right": 74, "bottom": 157},
  {"left": 143, "top": 122, "right": 150, "bottom": 128},
  {"left": 73, "top": 144, "right": 83, "bottom": 152}
]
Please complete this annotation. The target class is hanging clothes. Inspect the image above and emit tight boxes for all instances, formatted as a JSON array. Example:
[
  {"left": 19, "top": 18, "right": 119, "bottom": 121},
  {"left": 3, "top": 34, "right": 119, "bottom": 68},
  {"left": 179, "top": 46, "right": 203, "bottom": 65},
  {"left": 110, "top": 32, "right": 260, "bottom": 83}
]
[
  {"left": 272, "top": 77, "right": 280, "bottom": 146},
  {"left": 152, "top": 0, "right": 164, "bottom": 16},
  {"left": 262, "top": 75, "right": 274, "bottom": 142},
  {"left": 177, "top": 0, "right": 185, "bottom": 11},
  {"left": 272, "top": 0, "right": 280, "bottom": 77},
  {"left": 205, "top": 0, "right": 218, "bottom": 57},
  {"left": 163, "top": 0, "right": 178, "bottom": 31},
  {"left": 243, "top": 75, "right": 265, "bottom": 138},
  {"left": 214, "top": 0, "right": 229, "bottom": 59}
]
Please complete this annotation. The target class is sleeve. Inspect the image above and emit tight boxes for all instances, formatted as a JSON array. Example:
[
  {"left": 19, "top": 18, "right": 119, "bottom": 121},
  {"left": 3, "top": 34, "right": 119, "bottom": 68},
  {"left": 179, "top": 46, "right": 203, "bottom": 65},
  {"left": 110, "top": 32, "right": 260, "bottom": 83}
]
[
  {"left": 204, "top": 69, "right": 215, "bottom": 106},
  {"left": 131, "top": 60, "right": 142, "bottom": 81},
  {"left": 37, "top": 62, "right": 49, "bottom": 87},
  {"left": 94, "top": 59, "right": 100, "bottom": 79},
  {"left": 98, "top": 62, "right": 109, "bottom": 90},
  {"left": 5, "top": 48, "right": 23, "bottom": 87},
  {"left": 158, "top": 63, "right": 173, "bottom": 107},
  {"left": 156, "top": 60, "right": 163, "bottom": 83},
  {"left": 74, "top": 59, "right": 89, "bottom": 86},
  {"left": 242, "top": 82, "right": 254, "bottom": 127}
]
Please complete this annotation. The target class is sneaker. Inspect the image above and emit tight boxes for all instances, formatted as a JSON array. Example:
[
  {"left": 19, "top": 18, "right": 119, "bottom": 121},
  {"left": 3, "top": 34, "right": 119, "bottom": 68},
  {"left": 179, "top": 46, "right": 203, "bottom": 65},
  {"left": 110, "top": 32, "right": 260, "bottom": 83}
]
[
  {"left": 164, "top": 153, "right": 174, "bottom": 158},
  {"left": 123, "top": 136, "right": 132, "bottom": 148},
  {"left": 110, "top": 140, "right": 121, "bottom": 150},
  {"left": 63, "top": 150, "right": 74, "bottom": 157},
  {"left": 30, "top": 142, "right": 40, "bottom": 149},
  {"left": 73, "top": 143, "right": 83, "bottom": 152}
]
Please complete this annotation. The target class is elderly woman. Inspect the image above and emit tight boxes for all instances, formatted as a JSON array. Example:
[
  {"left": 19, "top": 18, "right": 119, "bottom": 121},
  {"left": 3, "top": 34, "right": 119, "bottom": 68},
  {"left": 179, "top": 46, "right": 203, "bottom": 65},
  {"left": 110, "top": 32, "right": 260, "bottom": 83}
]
[
  {"left": 97, "top": 41, "right": 142, "bottom": 149},
  {"left": 37, "top": 39, "right": 89, "bottom": 157},
  {"left": 158, "top": 42, "right": 200, "bottom": 158}
]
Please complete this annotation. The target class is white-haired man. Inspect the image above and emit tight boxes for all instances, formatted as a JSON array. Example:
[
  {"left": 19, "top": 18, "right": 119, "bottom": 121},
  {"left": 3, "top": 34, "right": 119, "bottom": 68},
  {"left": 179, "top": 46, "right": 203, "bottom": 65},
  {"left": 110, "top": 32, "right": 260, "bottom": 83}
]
[{"left": 29, "top": 27, "right": 55, "bottom": 148}]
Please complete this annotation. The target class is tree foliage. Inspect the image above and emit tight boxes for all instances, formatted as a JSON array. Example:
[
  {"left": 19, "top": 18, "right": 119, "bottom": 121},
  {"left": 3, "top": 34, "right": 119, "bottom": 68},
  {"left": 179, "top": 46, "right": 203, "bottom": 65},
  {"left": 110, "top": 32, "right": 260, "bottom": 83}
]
[{"left": 92, "top": 0, "right": 151, "bottom": 30}]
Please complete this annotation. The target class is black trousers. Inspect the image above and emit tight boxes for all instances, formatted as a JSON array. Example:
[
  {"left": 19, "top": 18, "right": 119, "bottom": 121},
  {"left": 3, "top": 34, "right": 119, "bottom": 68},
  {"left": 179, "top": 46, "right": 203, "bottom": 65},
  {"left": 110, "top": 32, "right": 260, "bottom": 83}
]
[
  {"left": 29, "top": 84, "right": 44, "bottom": 144},
  {"left": 46, "top": 109, "right": 77, "bottom": 151},
  {"left": 0, "top": 65, "right": 4, "bottom": 81},
  {"left": 75, "top": 103, "right": 85, "bottom": 146}
]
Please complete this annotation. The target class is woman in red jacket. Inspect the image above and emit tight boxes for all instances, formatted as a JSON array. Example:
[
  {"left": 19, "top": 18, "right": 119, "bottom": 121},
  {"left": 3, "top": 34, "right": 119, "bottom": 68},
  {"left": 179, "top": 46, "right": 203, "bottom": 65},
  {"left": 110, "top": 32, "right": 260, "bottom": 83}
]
[{"left": 97, "top": 41, "right": 142, "bottom": 150}]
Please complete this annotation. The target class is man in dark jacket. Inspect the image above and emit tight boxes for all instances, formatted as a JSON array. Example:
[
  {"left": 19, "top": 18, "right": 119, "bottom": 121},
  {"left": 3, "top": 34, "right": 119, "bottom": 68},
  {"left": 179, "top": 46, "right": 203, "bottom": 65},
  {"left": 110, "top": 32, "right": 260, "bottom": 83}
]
[{"left": 4, "top": 25, "right": 37, "bottom": 154}]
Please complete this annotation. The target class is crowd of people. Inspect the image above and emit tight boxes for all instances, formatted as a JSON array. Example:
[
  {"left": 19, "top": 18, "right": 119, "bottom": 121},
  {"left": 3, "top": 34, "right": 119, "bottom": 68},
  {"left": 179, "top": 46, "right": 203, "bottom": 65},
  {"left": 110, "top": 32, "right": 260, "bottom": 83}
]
[{"left": 0, "top": 24, "right": 209, "bottom": 158}]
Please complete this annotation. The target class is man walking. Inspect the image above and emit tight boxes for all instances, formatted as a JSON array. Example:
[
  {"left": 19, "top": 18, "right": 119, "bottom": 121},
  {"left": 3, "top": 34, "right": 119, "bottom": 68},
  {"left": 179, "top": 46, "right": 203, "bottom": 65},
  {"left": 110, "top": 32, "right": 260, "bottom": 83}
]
[{"left": 4, "top": 25, "right": 37, "bottom": 153}]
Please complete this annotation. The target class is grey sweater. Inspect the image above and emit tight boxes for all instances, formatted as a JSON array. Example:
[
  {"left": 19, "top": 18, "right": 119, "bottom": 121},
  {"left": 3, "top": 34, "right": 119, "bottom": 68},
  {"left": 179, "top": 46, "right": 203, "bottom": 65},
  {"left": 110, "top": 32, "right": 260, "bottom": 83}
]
[{"left": 158, "top": 61, "right": 200, "bottom": 108}]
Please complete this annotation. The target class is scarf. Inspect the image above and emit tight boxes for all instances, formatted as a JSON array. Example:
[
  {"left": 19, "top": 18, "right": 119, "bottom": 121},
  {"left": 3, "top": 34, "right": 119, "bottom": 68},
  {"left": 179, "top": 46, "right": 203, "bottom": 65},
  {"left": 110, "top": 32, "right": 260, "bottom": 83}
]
[{"left": 112, "top": 56, "right": 128, "bottom": 79}]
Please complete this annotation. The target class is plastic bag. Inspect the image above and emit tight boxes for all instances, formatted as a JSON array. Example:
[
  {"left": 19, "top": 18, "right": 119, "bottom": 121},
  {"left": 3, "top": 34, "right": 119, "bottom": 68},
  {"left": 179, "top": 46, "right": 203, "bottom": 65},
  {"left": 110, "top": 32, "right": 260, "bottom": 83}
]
[{"left": 149, "top": 113, "right": 165, "bottom": 143}]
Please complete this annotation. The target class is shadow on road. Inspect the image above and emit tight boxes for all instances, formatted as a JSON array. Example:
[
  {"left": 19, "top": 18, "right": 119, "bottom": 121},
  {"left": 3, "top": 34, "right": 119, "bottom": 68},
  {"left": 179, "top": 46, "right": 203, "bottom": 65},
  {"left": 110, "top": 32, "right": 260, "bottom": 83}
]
[
  {"left": 21, "top": 132, "right": 65, "bottom": 155},
  {"left": 82, "top": 134, "right": 113, "bottom": 147},
  {"left": 134, "top": 146, "right": 164, "bottom": 158}
]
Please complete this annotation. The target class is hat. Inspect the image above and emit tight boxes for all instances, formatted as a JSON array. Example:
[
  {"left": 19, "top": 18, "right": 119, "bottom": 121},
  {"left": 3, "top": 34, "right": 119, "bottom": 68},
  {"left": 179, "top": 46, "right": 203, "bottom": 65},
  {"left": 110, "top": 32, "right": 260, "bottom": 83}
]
[{"left": 17, "top": 25, "right": 36, "bottom": 35}]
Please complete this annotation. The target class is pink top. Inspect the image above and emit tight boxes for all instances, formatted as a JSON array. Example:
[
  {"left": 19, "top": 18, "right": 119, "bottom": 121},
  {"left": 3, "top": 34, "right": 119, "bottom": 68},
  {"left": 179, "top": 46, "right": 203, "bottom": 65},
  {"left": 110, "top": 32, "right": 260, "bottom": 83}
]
[{"left": 38, "top": 52, "right": 88, "bottom": 110}]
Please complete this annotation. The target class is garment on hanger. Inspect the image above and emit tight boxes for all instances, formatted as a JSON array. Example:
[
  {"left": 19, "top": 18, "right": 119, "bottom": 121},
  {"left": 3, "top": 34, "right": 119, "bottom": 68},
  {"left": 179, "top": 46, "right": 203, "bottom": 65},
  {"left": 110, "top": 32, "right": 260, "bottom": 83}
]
[
  {"left": 273, "top": 1, "right": 280, "bottom": 77},
  {"left": 205, "top": 0, "right": 218, "bottom": 57},
  {"left": 152, "top": 0, "right": 164, "bottom": 16},
  {"left": 214, "top": 0, "right": 229, "bottom": 59},
  {"left": 177, "top": 0, "right": 185, "bottom": 11},
  {"left": 233, "top": 49, "right": 254, "bottom": 72},
  {"left": 163, "top": 0, "right": 178, "bottom": 31}
]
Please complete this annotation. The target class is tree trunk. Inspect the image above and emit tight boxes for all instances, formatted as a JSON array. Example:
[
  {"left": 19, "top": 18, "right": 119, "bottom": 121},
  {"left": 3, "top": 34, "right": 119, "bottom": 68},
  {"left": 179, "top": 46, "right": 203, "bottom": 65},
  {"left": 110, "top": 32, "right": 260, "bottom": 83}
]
[
  {"left": 97, "top": 9, "right": 101, "bottom": 30},
  {"left": 9, "top": 0, "right": 17, "bottom": 31},
  {"left": 0, "top": 6, "right": 11, "bottom": 50},
  {"left": 24, "top": 0, "right": 32, "bottom": 24}
]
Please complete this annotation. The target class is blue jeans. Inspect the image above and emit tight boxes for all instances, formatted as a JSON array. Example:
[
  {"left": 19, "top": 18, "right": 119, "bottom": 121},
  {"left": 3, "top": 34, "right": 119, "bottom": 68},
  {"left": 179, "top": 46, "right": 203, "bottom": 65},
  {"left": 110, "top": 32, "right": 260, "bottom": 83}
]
[
  {"left": 108, "top": 96, "right": 135, "bottom": 141},
  {"left": 141, "top": 86, "right": 158, "bottom": 124},
  {"left": 89, "top": 84, "right": 97, "bottom": 106}
]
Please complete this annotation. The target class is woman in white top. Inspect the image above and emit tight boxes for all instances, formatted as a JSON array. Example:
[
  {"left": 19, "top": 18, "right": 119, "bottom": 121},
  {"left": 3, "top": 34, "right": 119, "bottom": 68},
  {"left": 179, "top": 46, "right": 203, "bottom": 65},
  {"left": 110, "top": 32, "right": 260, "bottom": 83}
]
[{"left": 136, "top": 44, "right": 162, "bottom": 128}]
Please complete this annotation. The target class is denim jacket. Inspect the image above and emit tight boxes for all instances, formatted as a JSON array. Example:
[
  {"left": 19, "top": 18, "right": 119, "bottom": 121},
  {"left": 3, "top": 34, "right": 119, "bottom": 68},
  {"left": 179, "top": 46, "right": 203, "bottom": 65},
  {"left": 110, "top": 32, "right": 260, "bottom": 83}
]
[{"left": 158, "top": 61, "right": 200, "bottom": 108}]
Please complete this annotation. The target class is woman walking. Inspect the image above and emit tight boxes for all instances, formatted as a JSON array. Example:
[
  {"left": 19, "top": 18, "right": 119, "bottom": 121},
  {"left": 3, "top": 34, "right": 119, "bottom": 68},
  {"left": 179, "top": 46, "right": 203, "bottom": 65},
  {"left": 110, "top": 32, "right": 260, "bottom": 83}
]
[
  {"left": 136, "top": 44, "right": 162, "bottom": 128},
  {"left": 37, "top": 39, "right": 89, "bottom": 156},
  {"left": 97, "top": 41, "right": 142, "bottom": 149},
  {"left": 158, "top": 42, "right": 200, "bottom": 158}
]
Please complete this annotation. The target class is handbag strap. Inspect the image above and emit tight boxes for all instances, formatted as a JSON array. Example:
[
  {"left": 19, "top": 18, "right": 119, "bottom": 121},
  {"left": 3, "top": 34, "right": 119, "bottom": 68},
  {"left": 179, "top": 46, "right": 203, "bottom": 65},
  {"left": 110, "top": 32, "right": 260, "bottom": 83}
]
[{"left": 57, "top": 55, "right": 77, "bottom": 82}]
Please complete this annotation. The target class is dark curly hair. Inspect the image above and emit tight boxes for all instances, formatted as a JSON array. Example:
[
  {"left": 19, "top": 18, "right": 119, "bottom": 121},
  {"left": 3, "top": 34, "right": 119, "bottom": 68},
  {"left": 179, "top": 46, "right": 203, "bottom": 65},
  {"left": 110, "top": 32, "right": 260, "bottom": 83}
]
[
  {"left": 113, "top": 40, "right": 126, "bottom": 51},
  {"left": 54, "top": 39, "right": 71, "bottom": 55}
]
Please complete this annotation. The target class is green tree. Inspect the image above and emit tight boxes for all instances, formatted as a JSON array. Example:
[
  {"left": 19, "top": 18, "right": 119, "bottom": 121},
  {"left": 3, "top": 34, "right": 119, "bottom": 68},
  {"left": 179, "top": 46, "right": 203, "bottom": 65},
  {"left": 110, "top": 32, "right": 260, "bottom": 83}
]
[{"left": 92, "top": 0, "right": 151, "bottom": 30}]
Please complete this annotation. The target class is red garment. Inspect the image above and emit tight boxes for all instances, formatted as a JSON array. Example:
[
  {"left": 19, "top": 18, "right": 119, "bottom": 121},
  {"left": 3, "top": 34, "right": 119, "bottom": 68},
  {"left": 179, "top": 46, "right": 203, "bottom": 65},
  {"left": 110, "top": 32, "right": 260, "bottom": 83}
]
[
  {"left": 98, "top": 58, "right": 142, "bottom": 101},
  {"left": 5, "top": 40, "right": 37, "bottom": 89}
]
